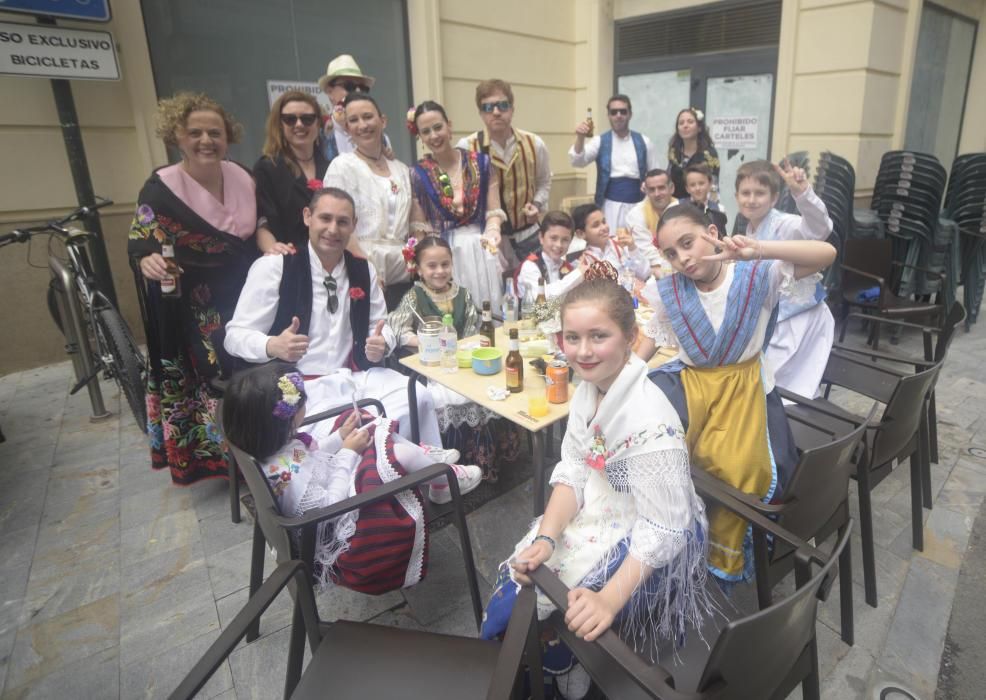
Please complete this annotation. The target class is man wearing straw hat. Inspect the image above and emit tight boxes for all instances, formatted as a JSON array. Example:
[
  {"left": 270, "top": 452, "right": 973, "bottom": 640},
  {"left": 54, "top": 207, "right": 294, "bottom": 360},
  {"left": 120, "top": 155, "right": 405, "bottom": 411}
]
[{"left": 318, "top": 54, "right": 387, "bottom": 163}]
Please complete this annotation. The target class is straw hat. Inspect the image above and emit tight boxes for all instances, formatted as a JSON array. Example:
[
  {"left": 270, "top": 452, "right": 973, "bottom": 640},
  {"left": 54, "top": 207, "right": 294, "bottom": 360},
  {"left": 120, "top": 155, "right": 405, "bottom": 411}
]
[{"left": 317, "top": 54, "right": 375, "bottom": 92}]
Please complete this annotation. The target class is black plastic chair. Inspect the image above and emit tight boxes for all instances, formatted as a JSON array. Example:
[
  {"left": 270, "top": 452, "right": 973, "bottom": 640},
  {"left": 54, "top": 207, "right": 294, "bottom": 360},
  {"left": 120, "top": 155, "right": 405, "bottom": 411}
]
[
  {"left": 227, "top": 400, "right": 484, "bottom": 696},
  {"left": 169, "top": 560, "right": 544, "bottom": 700},
  {"left": 690, "top": 411, "right": 871, "bottom": 646},
  {"left": 781, "top": 360, "right": 944, "bottom": 607},
  {"left": 528, "top": 522, "right": 852, "bottom": 700}
]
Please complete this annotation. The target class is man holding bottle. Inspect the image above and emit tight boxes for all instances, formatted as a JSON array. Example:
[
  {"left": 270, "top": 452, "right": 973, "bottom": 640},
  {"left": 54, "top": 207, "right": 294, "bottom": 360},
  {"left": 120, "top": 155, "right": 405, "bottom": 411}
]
[
  {"left": 458, "top": 79, "right": 552, "bottom": 269},
  {"left": 569, "top": 94, "right": 660, "bottom": 231}
]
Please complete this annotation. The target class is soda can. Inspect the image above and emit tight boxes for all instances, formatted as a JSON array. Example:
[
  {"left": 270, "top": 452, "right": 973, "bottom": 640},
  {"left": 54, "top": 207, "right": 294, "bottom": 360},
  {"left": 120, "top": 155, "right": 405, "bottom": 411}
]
[{"left": 546, "top": 361, "right": 569, "bottom": 404}]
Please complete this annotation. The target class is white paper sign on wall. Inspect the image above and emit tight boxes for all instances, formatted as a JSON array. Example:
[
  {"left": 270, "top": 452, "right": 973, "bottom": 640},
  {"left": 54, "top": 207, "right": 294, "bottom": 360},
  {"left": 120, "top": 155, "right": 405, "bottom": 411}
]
[
  {"left": 0, "top": 21, "right": 120, "bottom": 80},
  {"left": 266, "top": 80, "right": 332, "bottom": 110},
  {"left": 710, "top": 116, "right": 759, "bottom": 150}
]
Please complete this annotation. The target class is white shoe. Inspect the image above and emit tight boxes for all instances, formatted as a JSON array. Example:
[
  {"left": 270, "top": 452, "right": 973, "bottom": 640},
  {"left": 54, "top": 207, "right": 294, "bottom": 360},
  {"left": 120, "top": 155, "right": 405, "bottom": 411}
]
[
  {"left": 555, "top": 663, "right": 591, "bottom": 700},
  {"left": 428, "top": 464, "right": 483, "bottom": 504},
  {"left": 421, "top": 444, "right": 460, "bottom": 465}
]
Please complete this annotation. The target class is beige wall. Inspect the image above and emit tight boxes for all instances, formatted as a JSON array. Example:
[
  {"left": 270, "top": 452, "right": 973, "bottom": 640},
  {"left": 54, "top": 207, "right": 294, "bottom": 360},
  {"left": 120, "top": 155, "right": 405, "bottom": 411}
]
[{"left": 0, "top": 2, "right": 164, "bottom": 374}]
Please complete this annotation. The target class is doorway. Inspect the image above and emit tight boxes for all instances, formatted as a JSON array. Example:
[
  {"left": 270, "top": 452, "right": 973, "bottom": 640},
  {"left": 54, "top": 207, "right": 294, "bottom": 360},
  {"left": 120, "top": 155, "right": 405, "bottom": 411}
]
[{"left": 615, "top": 1, "right": 781, "bottom": 224}]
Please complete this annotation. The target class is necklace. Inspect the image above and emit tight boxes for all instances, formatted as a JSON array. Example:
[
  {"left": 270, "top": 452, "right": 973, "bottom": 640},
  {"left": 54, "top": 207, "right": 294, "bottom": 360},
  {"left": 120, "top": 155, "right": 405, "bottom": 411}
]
[
  {"left": 697, "top": 262, "right": 724, "bottom": 291},
  {"left": 356, "top": 147, "right": 385, "bottom": 163},
  {"left": 292, "top": 149, "right": 314, "bottom": 163}
]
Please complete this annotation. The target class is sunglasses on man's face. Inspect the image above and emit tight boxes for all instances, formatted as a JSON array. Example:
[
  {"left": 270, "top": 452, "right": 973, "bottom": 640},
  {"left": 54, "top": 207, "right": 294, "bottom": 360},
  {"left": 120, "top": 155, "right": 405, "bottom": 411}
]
[
  {"left": 331, "top": 80, "right": 369, "bottom": 94},
  {"left": 609, "top": 108, "right": 629, "bottom": 117},
  {"left": 480, "top": 100, "right": 511, "bottom": 114},
  {"left": 280, "top": 113, "right": 318, "bottom": 127}
]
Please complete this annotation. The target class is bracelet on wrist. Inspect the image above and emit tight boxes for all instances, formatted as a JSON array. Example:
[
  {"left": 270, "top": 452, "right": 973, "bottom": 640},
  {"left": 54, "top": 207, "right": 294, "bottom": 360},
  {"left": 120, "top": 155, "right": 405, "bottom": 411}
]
[{"left": 533, "top": 534, "right": 556, "bottom": 552}]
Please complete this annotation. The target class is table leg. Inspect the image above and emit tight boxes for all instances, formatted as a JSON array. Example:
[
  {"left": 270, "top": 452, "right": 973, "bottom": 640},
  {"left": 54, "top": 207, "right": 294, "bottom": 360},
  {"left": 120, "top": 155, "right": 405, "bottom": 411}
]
[
  {"left": 407, "top": 372, "right": 420, "bottom": 445},
  {"left": 533, "top": 430, "right": 546, "bottom": 516}
]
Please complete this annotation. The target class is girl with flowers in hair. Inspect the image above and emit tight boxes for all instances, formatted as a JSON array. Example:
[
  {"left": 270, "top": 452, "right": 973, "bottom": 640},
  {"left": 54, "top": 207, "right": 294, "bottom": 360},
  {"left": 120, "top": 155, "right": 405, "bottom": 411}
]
[
  {"left": 222, "top": 361, "right": 483, "bottom": 591},
  {"left": 386, "top": 237, "right": 518, "bottom": 479},
  {"left": 666, "top": 107, "right": 720, "bottom": 200}
]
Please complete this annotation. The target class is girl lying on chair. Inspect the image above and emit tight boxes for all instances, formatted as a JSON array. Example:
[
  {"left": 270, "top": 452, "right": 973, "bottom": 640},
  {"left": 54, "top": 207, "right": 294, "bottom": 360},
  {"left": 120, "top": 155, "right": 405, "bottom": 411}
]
[{"left": 222, "top": 362, "right": 481, "bottom": 592}]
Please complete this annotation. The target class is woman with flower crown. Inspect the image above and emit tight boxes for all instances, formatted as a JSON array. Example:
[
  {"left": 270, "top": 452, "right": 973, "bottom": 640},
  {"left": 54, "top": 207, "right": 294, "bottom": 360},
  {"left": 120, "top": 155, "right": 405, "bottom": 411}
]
[
  {"left": 666, "top": 107, "right": 720, "bottom": 201},
  {"left": 407, "top": 100, "right": 506, "bottom": 312},
  {"left": 387, "top": 236, "right": 519, "bottom": 479}
]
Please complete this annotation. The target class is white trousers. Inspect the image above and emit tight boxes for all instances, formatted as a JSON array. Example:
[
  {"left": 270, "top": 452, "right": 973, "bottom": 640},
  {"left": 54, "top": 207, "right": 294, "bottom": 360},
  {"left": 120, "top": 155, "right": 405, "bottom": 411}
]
[
  {"left": 766, "top": 303, "right": 835, "bottom": 398},
  {"left": 302, "top": 367, "right": 441, "bottom": 447},
  {"left": 603, "top": 199, "right": 638, "bottom": 231}
]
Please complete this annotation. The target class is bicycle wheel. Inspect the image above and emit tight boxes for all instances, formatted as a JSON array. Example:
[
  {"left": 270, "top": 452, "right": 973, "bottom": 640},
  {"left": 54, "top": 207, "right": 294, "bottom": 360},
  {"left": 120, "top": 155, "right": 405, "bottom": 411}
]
[{"left": 92, "top": 307, "right": 148, "bottom": 433}]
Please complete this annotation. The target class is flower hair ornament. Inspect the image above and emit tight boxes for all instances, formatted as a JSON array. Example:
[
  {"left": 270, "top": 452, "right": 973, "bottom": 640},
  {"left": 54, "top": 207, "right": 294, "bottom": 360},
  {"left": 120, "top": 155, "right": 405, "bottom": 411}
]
[
  {"left": 402, "top": 236, "right": 418, "bottom": 273},
  {"left": 405, "top": 107, "right": 418, "bottom": 136},
  {"left": 690, "top": 107, "right": 705, "bottom": 122},
  {"left": 273, "top": 372, "right": 306, "bottom": 420}
]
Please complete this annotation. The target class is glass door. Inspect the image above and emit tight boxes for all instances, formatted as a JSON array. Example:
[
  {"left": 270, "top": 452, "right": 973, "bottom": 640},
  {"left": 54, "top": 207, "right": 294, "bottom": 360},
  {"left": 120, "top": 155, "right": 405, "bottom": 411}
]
[{"left": 617, "top": 70, "right": 692, "bottom": 178}]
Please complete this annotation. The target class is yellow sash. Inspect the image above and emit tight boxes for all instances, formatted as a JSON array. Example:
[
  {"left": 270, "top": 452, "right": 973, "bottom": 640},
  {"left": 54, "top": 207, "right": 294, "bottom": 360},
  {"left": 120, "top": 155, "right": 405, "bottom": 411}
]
[
  {"left": 681, "top": 356, "right": 773, "bottom": 578},
  {"left": 642, "top": 198, "right": 661, "bottom": 234}
]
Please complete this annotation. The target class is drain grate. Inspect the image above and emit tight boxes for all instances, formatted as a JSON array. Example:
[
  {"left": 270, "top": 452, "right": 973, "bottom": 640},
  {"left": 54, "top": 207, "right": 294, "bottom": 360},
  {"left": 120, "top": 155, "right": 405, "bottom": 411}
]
[
  {"left": 874, "top": 683, "right": 921, "bottom": 699},
  {"left": 968, "top": 446, "right": 986, "bottom": 459}
]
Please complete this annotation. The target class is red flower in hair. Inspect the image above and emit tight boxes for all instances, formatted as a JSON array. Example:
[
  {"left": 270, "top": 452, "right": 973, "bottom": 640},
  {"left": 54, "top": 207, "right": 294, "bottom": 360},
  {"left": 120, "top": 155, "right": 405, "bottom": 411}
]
[
  {"left": 349, "top": 287, "right": 366, "bottom": 301},
  {"left": 307, "top": 179, "right": 323, "bottom": 191}
]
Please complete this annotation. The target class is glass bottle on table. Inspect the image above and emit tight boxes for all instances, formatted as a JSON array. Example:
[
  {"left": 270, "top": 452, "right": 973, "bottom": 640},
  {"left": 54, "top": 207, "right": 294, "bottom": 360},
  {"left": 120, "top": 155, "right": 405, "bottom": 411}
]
[
  {"left": 505, "top": 328, "right": 523, "bottom": 393},
  {"left": 502, "top": 279, "right": 518, "bottom": 328},
  {"left": 535, "top": 276, "right": 547, "bottom": 305},
  {"left": 479, "top": 300, "right": 495, "bottom": 348},
  {"left": 439, "top": 313, "right": 458, "bottom": 373}
]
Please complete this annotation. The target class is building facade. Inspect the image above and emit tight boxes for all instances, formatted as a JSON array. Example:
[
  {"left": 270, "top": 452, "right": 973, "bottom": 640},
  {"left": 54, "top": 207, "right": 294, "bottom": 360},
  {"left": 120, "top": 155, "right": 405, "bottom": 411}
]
[{"left": 1, "top": 0, "right": 983, "bottom": 372}]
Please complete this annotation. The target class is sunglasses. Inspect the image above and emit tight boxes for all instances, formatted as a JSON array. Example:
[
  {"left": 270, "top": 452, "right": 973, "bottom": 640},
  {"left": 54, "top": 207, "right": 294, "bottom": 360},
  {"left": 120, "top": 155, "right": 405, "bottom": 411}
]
[
  {"left": 324, "top": 276, "right": 339, "bottom": 314},
  {"left": 280, "top": 113, "right": 318, "bottom": 127},
  {"left": 608, "top": 108, "right": 629, "bottom": 116},
  {"left": 330, "top": 80, "right": 369, "bottom": 93},
  {"left": 479, "top": 100, "right": 511, "bottom": 113}
]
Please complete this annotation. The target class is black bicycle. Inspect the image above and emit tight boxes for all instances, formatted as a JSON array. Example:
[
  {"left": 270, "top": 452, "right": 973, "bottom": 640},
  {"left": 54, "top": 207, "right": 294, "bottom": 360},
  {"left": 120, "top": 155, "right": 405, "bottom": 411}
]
[{"left": 1, "top": 198, "right": 147, "bottom": 433}]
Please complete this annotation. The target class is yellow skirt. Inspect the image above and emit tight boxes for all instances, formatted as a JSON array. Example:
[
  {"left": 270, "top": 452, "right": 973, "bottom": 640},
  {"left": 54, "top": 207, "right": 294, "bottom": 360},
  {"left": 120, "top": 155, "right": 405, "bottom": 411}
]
[{"left": 681, "top": 356, "right": 775, "bottom": 579}]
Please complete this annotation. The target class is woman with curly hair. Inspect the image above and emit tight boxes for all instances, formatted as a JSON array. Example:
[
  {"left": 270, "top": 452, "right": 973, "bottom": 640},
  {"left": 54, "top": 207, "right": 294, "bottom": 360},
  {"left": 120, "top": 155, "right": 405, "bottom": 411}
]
[
  {"left": 128, "top": 92, "right": 258, "bottom": 485},
  {"left": 666, "top": 107, "right": 720, "bottom": 199}
]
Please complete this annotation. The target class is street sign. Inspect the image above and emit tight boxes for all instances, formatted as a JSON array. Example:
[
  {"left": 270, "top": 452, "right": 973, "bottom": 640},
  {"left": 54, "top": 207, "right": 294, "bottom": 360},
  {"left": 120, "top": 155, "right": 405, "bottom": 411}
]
[
  {"left": 0, "top": 0, "right": 111, "bottom": 22},
  {"left": 0, "top": 20, "right": 119, "bottom": 80}
]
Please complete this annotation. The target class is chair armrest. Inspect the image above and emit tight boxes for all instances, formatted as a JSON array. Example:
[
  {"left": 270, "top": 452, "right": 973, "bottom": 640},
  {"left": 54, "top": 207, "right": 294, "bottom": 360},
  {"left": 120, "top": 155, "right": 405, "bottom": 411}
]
[
  {"left": 526, "top": 569, "right": 681, "bottom": 698},
  {"left": 690, "top": 468, "right": 785, "bottom": 515},
  {"left": 843, "top": 312, "right": 941, "bottom": 335},
  {"left": 271, "top": 462, "right": 455, "bottom": 531},
  {"left": 168, "top": 561, "right": 318, "bottom": 700},
  {"left": 777, "top": 389, "right": 870, "bottom": 428},
  {"left": 301, "top": 398, "right": 387, "bottom": 427},
  {"left": 841, "top": 264, "right": 886, "bottom": 288},
  {"left": 891, "top": 261, "right": 946, "bottom": 280},
  {"left": 486, "top": 586, "right": 538, "bottom": 700}
]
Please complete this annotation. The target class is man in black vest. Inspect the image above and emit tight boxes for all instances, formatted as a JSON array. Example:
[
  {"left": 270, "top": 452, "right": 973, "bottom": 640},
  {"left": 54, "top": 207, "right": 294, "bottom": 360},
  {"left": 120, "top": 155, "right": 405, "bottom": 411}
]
[{"left": 225, "top": 187, "right": 441, "bottom": 446}]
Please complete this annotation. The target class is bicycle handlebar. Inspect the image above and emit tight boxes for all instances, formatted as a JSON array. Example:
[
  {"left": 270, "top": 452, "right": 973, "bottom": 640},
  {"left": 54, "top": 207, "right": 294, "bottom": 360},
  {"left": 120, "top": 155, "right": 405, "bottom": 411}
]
[{"left": 0, "top": 197, "right": 114, "bottom": 246}]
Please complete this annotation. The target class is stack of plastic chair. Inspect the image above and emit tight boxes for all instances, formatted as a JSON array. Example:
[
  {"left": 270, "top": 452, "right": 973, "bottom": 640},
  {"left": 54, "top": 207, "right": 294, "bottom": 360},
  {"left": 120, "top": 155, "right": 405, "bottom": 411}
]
[
  {"left": 871, "top": 151, "right": 948, "bottom": 301},
  {"left": 814, "top": 151, "right": 856, "bottom": 291},
  {"left": 944, "top": 152, "right": 986, "bottom": 328}
]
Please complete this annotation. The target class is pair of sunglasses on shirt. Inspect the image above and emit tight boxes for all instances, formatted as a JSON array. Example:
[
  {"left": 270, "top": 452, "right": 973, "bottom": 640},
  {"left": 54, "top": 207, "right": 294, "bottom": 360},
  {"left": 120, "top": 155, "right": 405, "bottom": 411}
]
[
  {"left": 280, "top": 113, "right": 318, "bottom": 127},
  {"left": 479, "top": 100, "right": 511, "bottom": 113},
  {"left": 324, "top": 277, "right": 339, "bottom": 314}
]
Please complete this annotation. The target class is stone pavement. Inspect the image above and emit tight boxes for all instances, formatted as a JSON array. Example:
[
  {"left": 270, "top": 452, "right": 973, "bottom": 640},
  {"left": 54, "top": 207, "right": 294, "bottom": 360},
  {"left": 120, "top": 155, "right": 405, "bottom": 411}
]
[{"left": 1, "top": 316, "right": 985, "bottom": 699}]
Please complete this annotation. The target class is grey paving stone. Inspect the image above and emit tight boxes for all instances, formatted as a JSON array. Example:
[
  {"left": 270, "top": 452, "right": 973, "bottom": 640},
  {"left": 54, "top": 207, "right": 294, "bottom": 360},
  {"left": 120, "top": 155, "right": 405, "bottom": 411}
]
[
  {"left": 187, "top": 478, "right": 235, "bottom": 522},
  {"left": 880, "top": 555, "right": 958, "bottom": 698},
  {"left": 119, "top": 583, "right": 219, "bottom": 668},
  {"left": 120, "top": 482, "right": 194, "bottom": 531},
  {"left": 206, "top": 539, "right": 257, "bottom": 601},
  {"left": 0, "top": 625, "right": 15, "bottom": 695},
  {"left": 227, "top": 624, "right": 310, "bottom": 700},
  {"left": 0, "top": 472, "right": 48, "bottom": 534},
  {"left": 121, "top": 628, "right": 233, "bottom": 700},
  {"left": 120, "top": 541, "right": 210, "bottom": 614},
  {"left": 936, "top": 461, "right": 986, "bottom": 514},
  {"left": 22, "top": 552, "right": 121, "bottom": 625},
  {"left": 314, "top": 578, "right": 405, "bottom": 624},
  {"left": 819, "top": 644, "right": 876, "bottom": 698},
  {"left": 40, "top": 480, "right": 120, "bottom": 532},
  {"left": 0, "top": 525, "right": 38, "bottom": 572},
  {"left": 401, "top": 528, "right": 492, "bottom": 626},
  {"left": 215, "top": 584, "right": 295, "bottom": 646},
  {"left": 1, "top": 643, "right": 118, "bottom": 700},
  {"left": 455, "top": 481, "right": 535, "bottom": 584},
  {"left": 0, "top": 564, "right": 32, "bottom": 634},
  {"left": 891, "top": 502, "right": 975, "bottom": 571},
  {"left": 4, "top": 595, "right": 119, "bottom": 691},
  {"left": 32, "top": 512, "right": 118, "bottom": 574},
  {"left": 120, "top": 508, "right": 202, "bottom": 565},
  {"left": 197, "top": 511, "right": 254, "bottom": 559}
]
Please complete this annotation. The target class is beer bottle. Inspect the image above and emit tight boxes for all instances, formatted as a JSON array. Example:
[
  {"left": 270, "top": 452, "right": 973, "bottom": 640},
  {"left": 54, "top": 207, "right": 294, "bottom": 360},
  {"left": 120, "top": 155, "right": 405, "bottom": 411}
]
[
  {"left": 505, "top": 328, "right": 523, "bottom": 393},
  {"left": 585, "top": 107, "right": 594, "bottom": 137},
  {"left": 160, "top": 244, "right": 181, "bottom": 298},
  {"left": 535, "top": 276, "right": 547, "bottom": 305},
  {"left": 479, "top": 300, "right": 496, "bottom": 348}
]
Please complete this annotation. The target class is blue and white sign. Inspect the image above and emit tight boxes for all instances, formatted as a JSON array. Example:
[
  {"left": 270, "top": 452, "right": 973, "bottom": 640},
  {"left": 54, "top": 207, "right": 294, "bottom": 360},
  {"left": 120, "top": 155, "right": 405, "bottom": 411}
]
[{"left": 0, "top": 0, "right": 111, "bottom": 23}]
